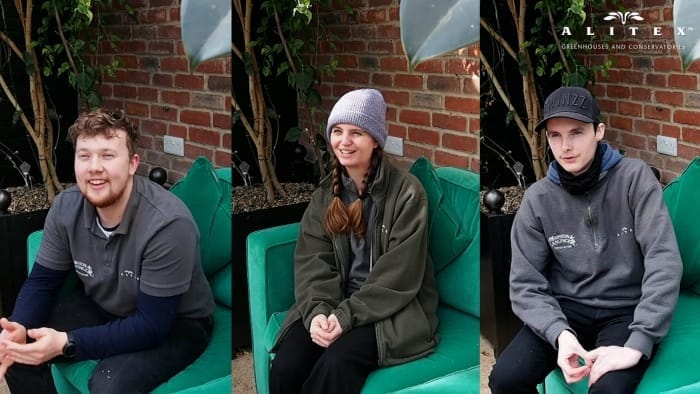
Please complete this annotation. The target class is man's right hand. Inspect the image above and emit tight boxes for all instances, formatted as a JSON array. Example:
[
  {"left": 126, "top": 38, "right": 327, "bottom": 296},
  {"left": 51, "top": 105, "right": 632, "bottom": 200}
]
[
  {"left": 557, "top": 330, "right": 592, "bottom": 383},
  {"left": 309, "top": 314, "right": 334, "bottom": 348},
  {"left": 0, "top": 318, "right": 27, "bottom": 381}
]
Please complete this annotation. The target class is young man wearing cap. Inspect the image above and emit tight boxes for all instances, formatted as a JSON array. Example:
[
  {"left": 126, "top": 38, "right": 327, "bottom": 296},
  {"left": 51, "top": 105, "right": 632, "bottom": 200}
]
[{"left": 489, "top": 86, "right": 682, "bottom": 393}]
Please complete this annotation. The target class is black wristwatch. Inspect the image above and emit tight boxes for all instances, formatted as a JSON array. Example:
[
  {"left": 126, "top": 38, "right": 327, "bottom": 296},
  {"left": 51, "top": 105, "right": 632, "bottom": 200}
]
[{"left": 62, "top": 332, "right": 76, "bottom": 358}]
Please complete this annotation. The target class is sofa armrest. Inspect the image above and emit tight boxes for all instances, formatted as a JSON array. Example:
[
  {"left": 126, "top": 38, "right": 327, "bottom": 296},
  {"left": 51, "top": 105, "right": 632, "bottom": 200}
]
[{"left": 246, "top": 222, "right": 300, "bottom": 394}]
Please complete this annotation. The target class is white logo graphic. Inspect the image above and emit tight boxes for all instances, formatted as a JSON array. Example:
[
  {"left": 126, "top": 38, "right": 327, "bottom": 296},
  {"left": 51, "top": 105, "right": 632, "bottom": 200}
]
[
  {"left": 603, "top": 11, "right": 644, "bottom": 25},
  {"left": 616, "top": 227, "right": 634, "bottom": 238},
  {"left": 74, "top": 260, "right": 94, "bottom": 278},
  {"left": 548, "top": 234, "right": 577, "bottom": 250}
]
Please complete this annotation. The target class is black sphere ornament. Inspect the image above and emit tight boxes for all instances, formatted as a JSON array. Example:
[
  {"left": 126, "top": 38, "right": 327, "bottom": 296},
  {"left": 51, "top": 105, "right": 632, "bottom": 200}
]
[
  {"left": 483, "top": 189, "right": 505, "bottom": 215},
  {"left": 149, "top": 167, "right": 168, "bottom": 186},
  {"left": 293, "top": 144, "right": 307, "bottom": 159},
  {"left": 0, "top": 189, "right": 11, "bottom": 213}
]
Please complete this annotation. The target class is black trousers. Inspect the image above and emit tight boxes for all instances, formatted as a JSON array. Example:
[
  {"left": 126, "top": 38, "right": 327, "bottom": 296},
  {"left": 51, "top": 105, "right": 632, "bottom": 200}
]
[
  {"left": 5, "top": 289, "right": 212, "bottom": 394},
  {"left": 489, "top": 299, "right": 654, "bottom": 394},
  {"left": 270, "top": 318, "right": 379, "bottom": 394}
]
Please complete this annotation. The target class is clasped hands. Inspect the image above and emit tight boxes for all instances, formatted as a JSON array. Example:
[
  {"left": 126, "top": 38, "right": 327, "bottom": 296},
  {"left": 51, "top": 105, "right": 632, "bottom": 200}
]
[
  {"left": 309, "top": 314, "right": 343, "bottom": 348},
  {"left": 557, "top": 330, "right": 642, "bottom": 386},
  {"left": 0, "top": 317, "right": 67, "bottom": 382}
]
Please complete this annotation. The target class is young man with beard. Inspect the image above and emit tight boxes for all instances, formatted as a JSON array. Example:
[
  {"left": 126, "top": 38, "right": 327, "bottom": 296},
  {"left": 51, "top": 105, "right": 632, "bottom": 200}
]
[
  {"left": 0, "top": 109, "right": 215, "bottom": 393},
  {"left": 489, "top": 86, "right": 682, "bottom": 393}
]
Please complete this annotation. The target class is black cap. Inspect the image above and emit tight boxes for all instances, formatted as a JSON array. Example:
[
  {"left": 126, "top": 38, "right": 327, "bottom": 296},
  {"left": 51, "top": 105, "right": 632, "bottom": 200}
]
[{"left": 536, "top": 86, "right": 600, "bottom": 131}]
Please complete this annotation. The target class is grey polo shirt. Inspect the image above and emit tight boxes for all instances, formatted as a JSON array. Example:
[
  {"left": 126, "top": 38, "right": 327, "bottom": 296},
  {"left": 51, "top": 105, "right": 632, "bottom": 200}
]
[{"left": 36, "top": 175, "right": 215, "bottom": 319}]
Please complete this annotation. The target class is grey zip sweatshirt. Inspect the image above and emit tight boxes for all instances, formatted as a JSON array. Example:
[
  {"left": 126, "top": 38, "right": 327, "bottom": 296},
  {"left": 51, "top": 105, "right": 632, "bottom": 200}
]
[{"left": 509, "top": 146, "right": 682, "bottom": 358}]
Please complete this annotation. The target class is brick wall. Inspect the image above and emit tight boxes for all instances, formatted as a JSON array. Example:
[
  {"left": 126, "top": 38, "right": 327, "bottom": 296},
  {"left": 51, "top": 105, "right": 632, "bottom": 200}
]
[
  {"left": 303, "top": 0, "right": 480, "bottom": 172},
  {"left": 588, "top": 0, "right": 699, "bottom": 184},
  {"left": 98, "top": 0, "right": 231, "bottom": 182}
]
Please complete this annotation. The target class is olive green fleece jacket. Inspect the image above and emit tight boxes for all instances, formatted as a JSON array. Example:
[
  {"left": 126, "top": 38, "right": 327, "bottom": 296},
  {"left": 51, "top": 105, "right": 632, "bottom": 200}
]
[{"left": 272, "top": 158, "right": 439, "bottom": 367}]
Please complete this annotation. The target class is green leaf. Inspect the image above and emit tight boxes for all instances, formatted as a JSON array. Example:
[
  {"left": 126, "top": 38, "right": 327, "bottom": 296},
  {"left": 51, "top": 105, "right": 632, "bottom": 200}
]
[
  {"left": 285, "top": 127, "right": 304, "bottom": 142},
  {"left": 674, "top": 0, "right": 700, "bottom": 70},
  {"left": 181, "top": 0, "right": 231, "bottom": 71},
  {"left": 400, "top": 0, "right": 479, "bottom": 70},
  {"left": 306, "top": 89, "right": 322, "bottom": 107}
]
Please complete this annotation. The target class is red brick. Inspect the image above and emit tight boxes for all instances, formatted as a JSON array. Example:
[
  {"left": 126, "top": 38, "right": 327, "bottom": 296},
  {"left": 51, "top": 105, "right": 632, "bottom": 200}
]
[
  {"left": 387, "top": 124, "right": 407, "bottom": 138},
  {"left": 630, "top": 87, "right": 652, "bottom": 101},
  {"left": 644, "top": 105, "right": 670, "bottom": 121},
  {"left": 655, "top": 90, "right": 684, "bottom": 106},
  {"left": 194, "top": 59, "right": 225, "bottom": 74},
  {"left": 161, "top": 57, "right": 189, "bottom": 72},
  {"left": 674, "top": 110, "right": 700, "bottom": 126},
  {"left": 138, "top": 87, "right": 158, "bottom": 101},
  {"left": 611, "top": 55, "right": 632, "bottom": 68},
  {"left": 407, "top": 127, "right": 439, "bottom": 145},
  {"left": 113, "top": 85, "right": 137, "bottom": 98},
  {"left": 184, "top": 144, "right": 212, "bottom": 160},
  {"left": 646, "top": 74, "right": 666, "bottom": 87},
  {"left": 427, "top": 75, "right": 461, "bottom": 93},
  {"left": 153, "top": 74, "right": 173, "bottom": 87},
  {"left": 138, "top": 135, "right": 154, "bottom": 150},
  {"left": 445, "top": 96, "right": 478, "bottom": 114},
  {"left": 169, "top": 124, "right": 187, "bottom": 138},
  {"left": 468, "top": 117, "right": 480, "bottom": 133},
  {"left": 142, "top": 9, "right": 168, "bottom": 23},
  {"left": 609, "top": 115, "right": 633, "bottom": 131},
  {"left": 403, "top": 143, "right": 433, "bottom": 160},
  {"left": 213, "top": 113, "right": 230, "bottom": 129},
  {"left": 399, "top": 110, "right": 431, "bottom": 126},
  {"left": 621, "top": 132, "right": 646, "bottom": 149},
  {"left": 151, "top": 105, "right": 178, "bottom": 121},
  {"left": 180, "top": 110, "right": 211, "bottom": 126},
  {"left": 661, "top": 124, "right": 681, "bottom": 139},
  {"left": 462, "top": 76, "right": 479, "bottom": 95},
  {"left": 607, "top": 85, "right": 631, "bottom": 99},
  {"left": 678, "top": 143, "right": 700, "bottom": 161},
  {"left": 669, "top": 74, "right": 698, "bottom": 90},
  {"left": 683, "top": 127, "right": 700, "bottom": 144},
  {"left": 158, "top": 25, "right": 180, "bottom": 40},
  {"left": 130, "top": 70, "right": 151, "bottom": 85},
  {"left": 337, "top": 55, "right": 358, "bottom": 68},
  {"left": 125, "top": 101, "right": 149, "bottom": 117},
  {"left": 394, "top": 74, "right": 423, "bottom": 89},
  {"left": 377, "top": 25, "right": 400, "bottom": 39},
  {"left": 162, "top": 91, "right": 190, "bottom": 106},
  {"left": 189, "top": 128, "right": 221, "bottom": 146},
  {"left": 433, "top": 113, "right": 467, "bottom": 132},
  {"left": 618, "top": 102, "right": 641, "bottom": 117},
  {"left": 371, "top": 73, "right": 393, "bottom": 87},
  {"left": 346, "top": 70, "right": 370, "bottom": 84},
  {"left": 442, "top": 133, "right": 477, "bottom": 152},
  {"left": 123, "top": 40, "right": 147, "bottom": 53},
  {"left": 634, "top": 119, "right": 661, "bottom": 135},
  {"left": 214, "top": 150, "right": 231, "bottom": 167},
  {"left": 654, "top": 56, "right": 682, "bottom": 71},
  {"left": 383, "top": 91, "right": 410, "bottom": 106},
  {"left": 435, "top": 150, "right": 468, "bottom": 168},
  {"left": 174, "top": 74, "right": 205, "bottom": 90},
  {"left": 380, "top": 57, "right": 408, "bottom": 72},
  {"left": 367, "top": 41, "right": 393, "bottom": 54},
  {"left": 345, "top": 41, "right": 368, "bottom": 53},
  {"left": 222, "top": 132, "right": 231, "bottom": 149},
  {"left": 414, "top": 60, "right": 443, "bottom": 74},
  {"left": 141, "top": 119, "right": 168, "bottom": 135}
]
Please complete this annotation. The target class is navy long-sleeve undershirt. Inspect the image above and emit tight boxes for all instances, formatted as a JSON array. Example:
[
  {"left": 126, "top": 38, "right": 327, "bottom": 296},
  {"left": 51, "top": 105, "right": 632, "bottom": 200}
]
[{"left": 11, "top": 263, "right": 181, "bottom": 360}]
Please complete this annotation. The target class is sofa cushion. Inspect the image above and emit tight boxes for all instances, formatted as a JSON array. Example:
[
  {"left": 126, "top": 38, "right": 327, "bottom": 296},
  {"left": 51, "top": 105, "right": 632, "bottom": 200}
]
[
  {"left": 170, "top": 156, "right": 232, "bottom": 277},
  {"left": 266, "top": 306, "right": 479, "bottom": 394},
  {"left": 389, "top": 366, "right": 480, "bottom": 394},
  {"left": 663, "top": 157, "right": 700, "bottom": 291},
  {"left": 409, "top": 157, "right": 470, "bottom": 271}
]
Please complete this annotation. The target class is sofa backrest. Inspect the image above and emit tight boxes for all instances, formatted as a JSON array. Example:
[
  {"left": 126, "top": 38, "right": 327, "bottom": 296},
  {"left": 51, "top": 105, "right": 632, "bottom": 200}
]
[
  {"left": 409, "top": 157, "right": 480, "bottom": 318},
  {"left": 663, "top": 156, "right": 700, "bottom": 294}
]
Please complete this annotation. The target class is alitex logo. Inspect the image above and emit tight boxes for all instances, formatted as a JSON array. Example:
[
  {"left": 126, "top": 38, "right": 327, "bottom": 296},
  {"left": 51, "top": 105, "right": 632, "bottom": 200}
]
[
  {"left": 558, "top": 8, "right": 690, "bottom": 52},
  {"left": 560, "top": 9, "right": 689, "bottom": 37}
]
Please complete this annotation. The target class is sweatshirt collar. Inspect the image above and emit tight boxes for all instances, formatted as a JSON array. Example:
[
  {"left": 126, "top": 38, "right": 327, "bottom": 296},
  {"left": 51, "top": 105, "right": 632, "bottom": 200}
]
[{"left": 547, "top": 142, "right": 623, "bottom": 185}]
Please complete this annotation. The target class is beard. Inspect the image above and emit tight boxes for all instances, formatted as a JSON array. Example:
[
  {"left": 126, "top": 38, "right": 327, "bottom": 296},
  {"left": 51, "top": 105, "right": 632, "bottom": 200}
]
[{"left": 82, "top": 182, "right": 127, "bottom": 208}]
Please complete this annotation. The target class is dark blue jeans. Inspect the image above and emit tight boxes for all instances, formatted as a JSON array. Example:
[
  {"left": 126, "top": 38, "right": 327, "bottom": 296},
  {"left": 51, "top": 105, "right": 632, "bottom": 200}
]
[
  {"left": 489, "top": 299, "right": 654, "bottom": 394},
  {"left": 6, "top": 289, "right": 212, "bottom": 394}
]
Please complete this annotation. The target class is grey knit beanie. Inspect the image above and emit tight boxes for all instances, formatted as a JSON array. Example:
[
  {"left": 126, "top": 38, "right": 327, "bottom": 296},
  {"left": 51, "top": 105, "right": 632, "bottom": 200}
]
[{"left": 325, "top": 89, "right": 387, "bottom": 148}]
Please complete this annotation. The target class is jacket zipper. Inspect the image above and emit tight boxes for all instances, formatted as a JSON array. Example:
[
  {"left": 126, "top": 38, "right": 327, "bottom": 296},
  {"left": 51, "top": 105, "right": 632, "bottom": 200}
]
[{"left": 587, "top": 193, "right": 598, "bottom": 248}]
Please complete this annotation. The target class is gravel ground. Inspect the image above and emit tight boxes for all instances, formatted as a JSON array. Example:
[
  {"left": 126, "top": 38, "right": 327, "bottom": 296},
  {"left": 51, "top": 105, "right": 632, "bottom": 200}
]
[
  {"left": 233, "top": 350, "right": 256, "bottom": 393},
  {"left": 233, "top": 183, "right": 315, "bottom": 214},
  {"left": 3, "top": 184, "right": 75, "bottom": 214}
]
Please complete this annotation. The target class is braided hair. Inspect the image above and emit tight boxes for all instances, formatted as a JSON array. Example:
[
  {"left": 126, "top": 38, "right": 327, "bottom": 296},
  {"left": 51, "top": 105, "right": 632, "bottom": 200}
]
[{"left": 324, "top": 149, "right": 382, "bottom": 237}]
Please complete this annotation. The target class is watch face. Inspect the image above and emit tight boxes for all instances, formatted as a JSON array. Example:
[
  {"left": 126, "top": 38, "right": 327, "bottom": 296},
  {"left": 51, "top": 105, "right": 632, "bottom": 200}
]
[{"left": 63, "top": 338, "right": 76, "bottom": 357}]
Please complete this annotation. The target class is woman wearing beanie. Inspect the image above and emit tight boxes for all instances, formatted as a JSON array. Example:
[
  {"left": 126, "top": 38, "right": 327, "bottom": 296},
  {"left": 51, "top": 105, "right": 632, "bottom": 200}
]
[{"left": 269, "top": 88, "right": 439, "bottom": 394}]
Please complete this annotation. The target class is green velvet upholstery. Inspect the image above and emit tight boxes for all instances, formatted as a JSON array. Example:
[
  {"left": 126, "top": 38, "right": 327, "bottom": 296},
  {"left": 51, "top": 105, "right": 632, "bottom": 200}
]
[
  {"left": 26, "top": 157, "right": 232, "bottom": 393},
  {"left": 539, "top": 157, "right": 700, "bottom": 394},
  {"left": 247, "top": 158, "right": 480, "bottom": 394}
]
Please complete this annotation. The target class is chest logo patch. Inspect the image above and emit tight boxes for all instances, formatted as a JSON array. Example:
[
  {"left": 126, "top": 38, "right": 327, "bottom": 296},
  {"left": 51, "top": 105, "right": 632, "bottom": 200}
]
[
  {"left": 548, "top": 234, "right": 577, "bottom": 249},
  {"left": 74, "top": 260, "right": 94, "bottom": 278}
]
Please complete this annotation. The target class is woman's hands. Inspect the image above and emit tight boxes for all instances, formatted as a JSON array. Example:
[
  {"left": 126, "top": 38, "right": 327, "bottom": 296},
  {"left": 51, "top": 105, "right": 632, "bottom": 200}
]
[{"left": 309, "top": 314, "right": 343, "bottom": 348}]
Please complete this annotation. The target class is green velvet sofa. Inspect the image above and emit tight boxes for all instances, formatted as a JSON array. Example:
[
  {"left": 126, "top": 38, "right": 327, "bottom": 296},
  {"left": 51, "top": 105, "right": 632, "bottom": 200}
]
[
  {"left": 246, "top": 157, "right": 481, "bottom": 394},
  {"left": 24, "top": 157, "right": 232, "bottom": 393},
  {"left": 539, "top": 157, "right": 700, "bottom": 394}
]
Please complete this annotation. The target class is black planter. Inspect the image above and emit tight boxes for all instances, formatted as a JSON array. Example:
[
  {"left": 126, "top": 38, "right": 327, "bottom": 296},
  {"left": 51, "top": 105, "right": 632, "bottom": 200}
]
[
  {"left": 0, "top": 208, "right": 49, "bottom": 316},
  {"left": 233, "top": 201, "right": 309, "bottom": 350}
]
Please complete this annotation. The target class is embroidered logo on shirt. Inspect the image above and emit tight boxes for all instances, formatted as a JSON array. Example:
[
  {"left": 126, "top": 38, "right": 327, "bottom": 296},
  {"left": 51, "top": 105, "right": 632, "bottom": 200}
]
[
  {"left": 616, "top": 226, "right": 634, "bottom": 237},
  {"left": 74, "top": 260, "right": 94, "bottom": 278},
  {"left": 120, "top": 270, "right": 140, "bottom": 281},
  {"left": 548, "top": 234, "right": 577, "bottom": 249}
]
